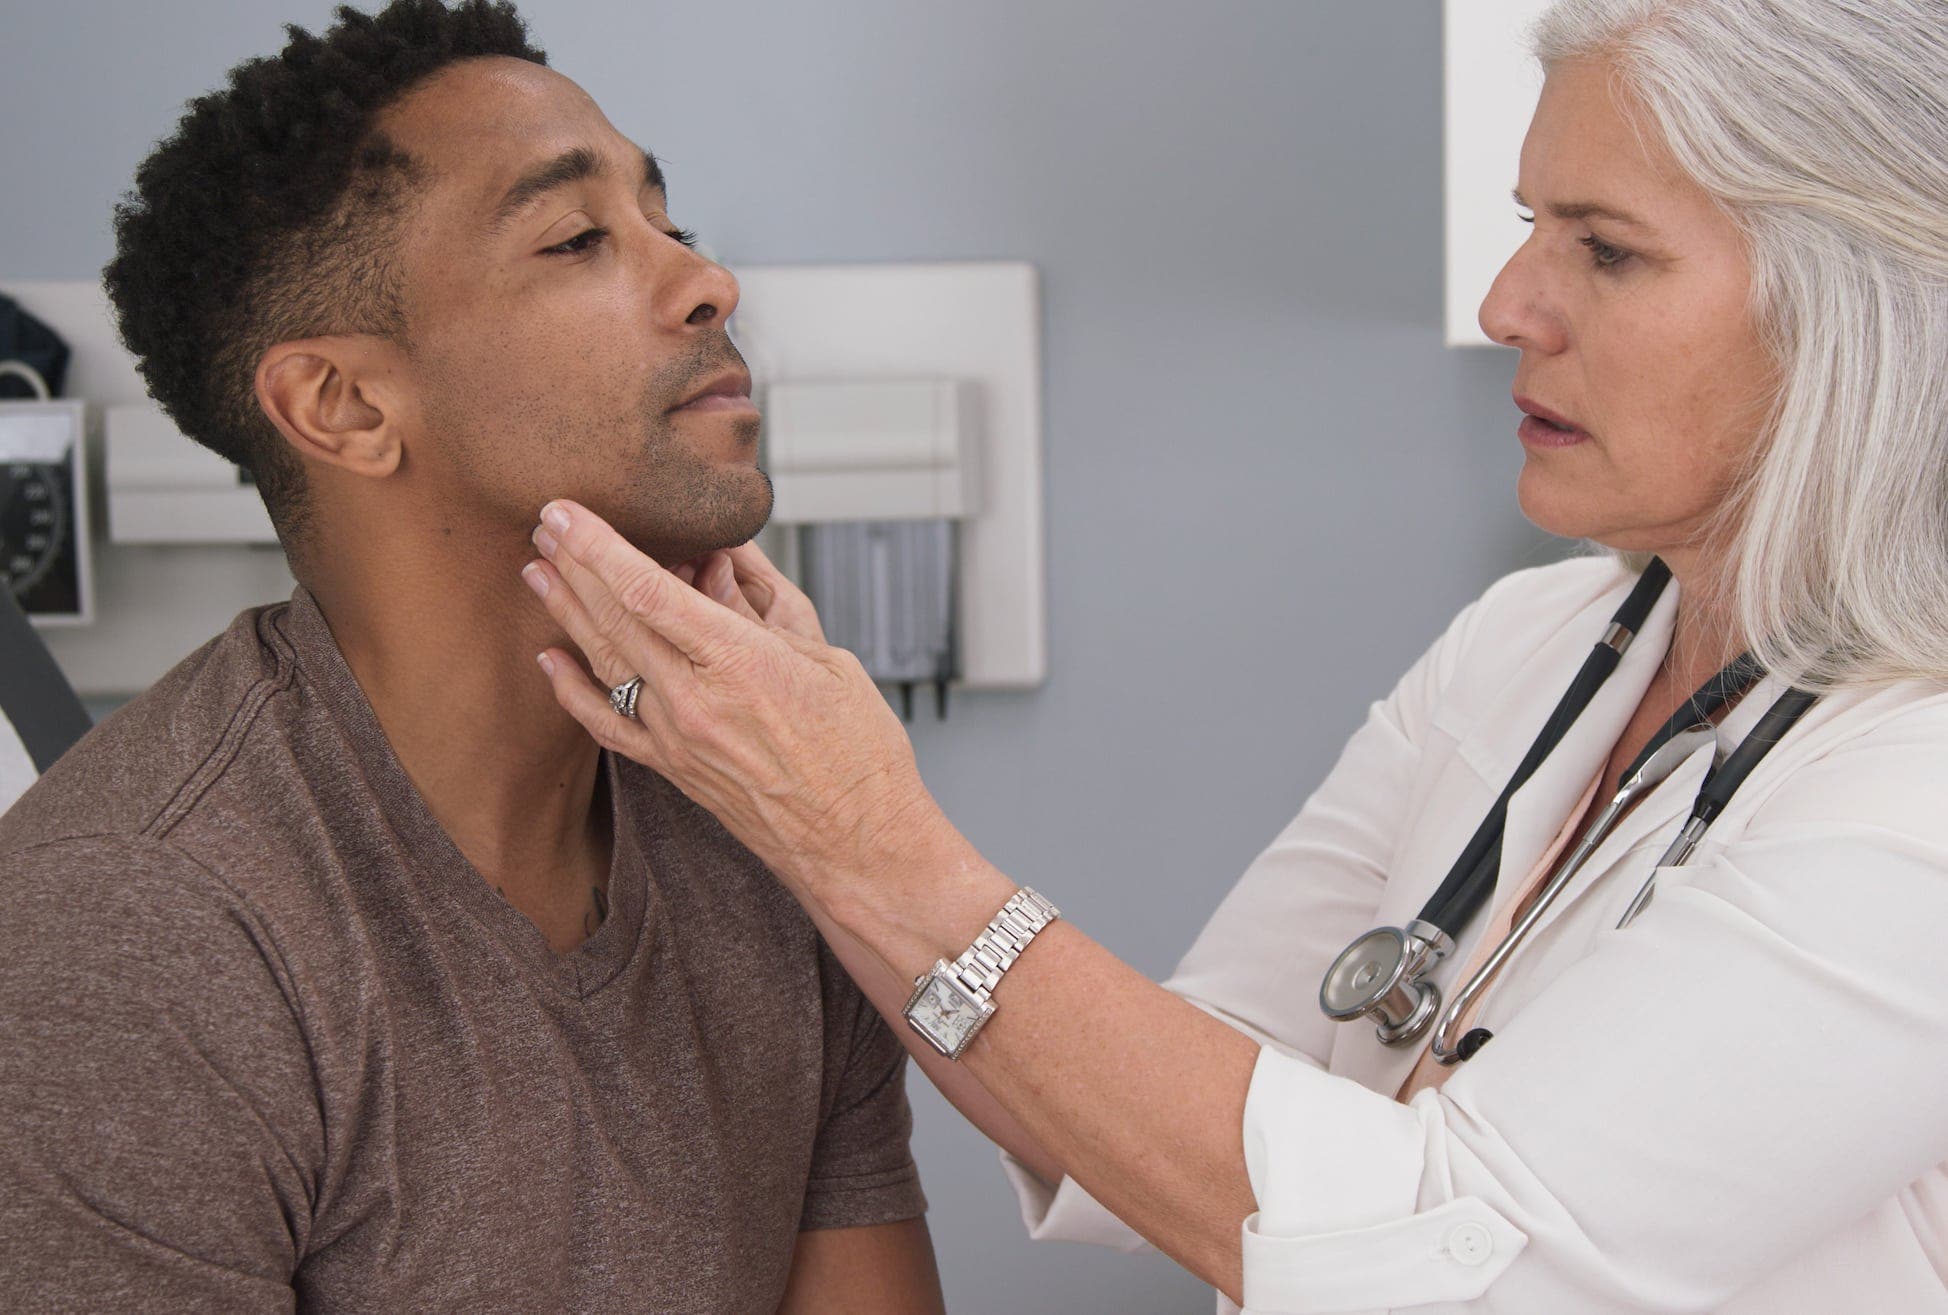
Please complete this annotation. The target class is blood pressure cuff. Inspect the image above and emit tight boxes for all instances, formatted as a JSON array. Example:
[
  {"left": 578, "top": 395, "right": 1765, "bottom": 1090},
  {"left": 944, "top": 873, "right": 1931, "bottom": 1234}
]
[{"left": 0, "top": 296, "right": 70, "bottom": 398}]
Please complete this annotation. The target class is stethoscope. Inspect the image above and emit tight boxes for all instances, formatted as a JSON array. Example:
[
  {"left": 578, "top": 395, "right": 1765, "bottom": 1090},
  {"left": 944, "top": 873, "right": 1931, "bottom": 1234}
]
[{"left": 1318, "top": 559, "right": 1819, "bottom": 1066}]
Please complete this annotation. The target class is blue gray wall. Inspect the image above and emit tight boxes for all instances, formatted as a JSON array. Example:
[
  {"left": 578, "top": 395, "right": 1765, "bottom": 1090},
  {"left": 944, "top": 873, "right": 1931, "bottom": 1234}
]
[{"left": 2, "top": 2, "right": 1559, "bottom": 1309}]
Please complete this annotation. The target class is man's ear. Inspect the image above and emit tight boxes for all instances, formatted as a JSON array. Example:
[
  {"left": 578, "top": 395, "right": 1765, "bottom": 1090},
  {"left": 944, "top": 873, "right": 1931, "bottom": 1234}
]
[{"left": 255, "top": 336, "right": 407, "bottom": 479}]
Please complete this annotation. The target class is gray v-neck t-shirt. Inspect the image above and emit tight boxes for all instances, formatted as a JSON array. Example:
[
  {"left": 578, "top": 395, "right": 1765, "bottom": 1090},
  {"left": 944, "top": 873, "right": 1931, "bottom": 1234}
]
[{"left": 0, "top": 590, "right": 925, "bottom": 1312}]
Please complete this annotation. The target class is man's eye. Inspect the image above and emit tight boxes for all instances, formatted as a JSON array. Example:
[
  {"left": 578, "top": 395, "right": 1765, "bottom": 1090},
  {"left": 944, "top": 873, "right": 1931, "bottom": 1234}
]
[
  {"left": 1579, "top": 234, "right": 1631, "bottom": 269},
  {"left": 542, "top": 227, "right": 608, "bottom": 256},
  {"left": 665, "top": 226, "right": 699, "bottom": 250}
]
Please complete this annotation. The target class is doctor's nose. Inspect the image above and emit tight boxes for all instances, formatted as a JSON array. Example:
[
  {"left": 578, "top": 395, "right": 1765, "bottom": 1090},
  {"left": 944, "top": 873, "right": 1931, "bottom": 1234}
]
[{"left": 1478, "top": 243, "right": 1566, "bottom": 356}]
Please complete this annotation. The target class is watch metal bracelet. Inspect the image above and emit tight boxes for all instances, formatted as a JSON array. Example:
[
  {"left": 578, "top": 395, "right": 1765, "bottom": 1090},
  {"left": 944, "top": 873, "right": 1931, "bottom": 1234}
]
[{"left": 948, "top": 887, "right": 1061, "bottom": 1002}]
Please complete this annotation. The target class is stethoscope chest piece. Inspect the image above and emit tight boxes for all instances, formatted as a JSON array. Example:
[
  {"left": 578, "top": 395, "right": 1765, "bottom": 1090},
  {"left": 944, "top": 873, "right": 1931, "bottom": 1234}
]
[{"left": 1319, "top": 919, "right": 1454, "bottom": 1045}]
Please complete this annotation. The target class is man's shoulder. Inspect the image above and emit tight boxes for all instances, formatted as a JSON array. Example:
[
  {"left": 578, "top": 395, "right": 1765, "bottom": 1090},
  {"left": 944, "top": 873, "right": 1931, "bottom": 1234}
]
[
  {"left": 0, "top": 831, "right": 253, "bottom": 955},
  {"left": 0, "top": 829, "right": 309, "bottom": 1092},
  {"left": 0, "top": 599, "right": 313, "bottom": 885}
]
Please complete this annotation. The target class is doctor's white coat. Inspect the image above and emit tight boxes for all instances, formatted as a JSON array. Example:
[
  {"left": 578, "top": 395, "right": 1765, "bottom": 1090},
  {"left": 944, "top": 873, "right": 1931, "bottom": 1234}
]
[{"left": 1004, "top": 556, "right": 1948, "bottom": 1313}]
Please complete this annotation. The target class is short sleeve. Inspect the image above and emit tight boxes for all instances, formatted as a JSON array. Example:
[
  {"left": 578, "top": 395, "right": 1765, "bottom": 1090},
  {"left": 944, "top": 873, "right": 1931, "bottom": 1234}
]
[
  {"left": 0, "top": 836, "right": 321, "bottom": 1311},
  {"left": 800, "top": 939, "right": 928, "bottom": 1231}
]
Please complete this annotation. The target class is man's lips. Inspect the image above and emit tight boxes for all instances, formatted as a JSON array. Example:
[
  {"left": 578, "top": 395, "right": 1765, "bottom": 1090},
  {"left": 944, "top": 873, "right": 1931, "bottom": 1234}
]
[
  {"left": 1514, "top": 394, "right": 1590, "bottom": 449},
  {"left": 672, "top": 368, "right": 757, "bottom": 415}
]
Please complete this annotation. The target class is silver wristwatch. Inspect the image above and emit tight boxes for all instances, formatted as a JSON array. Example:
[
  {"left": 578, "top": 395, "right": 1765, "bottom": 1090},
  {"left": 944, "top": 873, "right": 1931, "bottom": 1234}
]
[{"left": 902, "top": 887, "right": 1061, "bottom": 1060}]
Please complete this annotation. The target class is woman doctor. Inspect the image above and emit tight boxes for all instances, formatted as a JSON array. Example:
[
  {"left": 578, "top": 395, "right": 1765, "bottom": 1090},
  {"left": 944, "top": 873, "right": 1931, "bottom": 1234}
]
[{"left": 518, "top": 0, "right": 1948, "bottom": 1309}]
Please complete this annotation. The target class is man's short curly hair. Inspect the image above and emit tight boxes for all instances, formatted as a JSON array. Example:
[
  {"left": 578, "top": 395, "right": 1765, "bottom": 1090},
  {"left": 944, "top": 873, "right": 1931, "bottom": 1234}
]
[{"left": 102, "top": 0, "right": 546, "bottom": 543}]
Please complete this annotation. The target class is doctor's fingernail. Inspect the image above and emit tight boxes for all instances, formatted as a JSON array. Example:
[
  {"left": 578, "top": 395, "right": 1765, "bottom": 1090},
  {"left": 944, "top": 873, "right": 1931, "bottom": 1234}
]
[
  {"left": 542, "top": 502, "right": 572, "bottom": 536},
  {"left": 532, "top": 526, "right": 559, "bottom": 557},
  {"left": 521, "top": 562, "right": 550, "bottom": 598},
  {"left": 535, "top": 651, "right": 557, "bottom": 675}
]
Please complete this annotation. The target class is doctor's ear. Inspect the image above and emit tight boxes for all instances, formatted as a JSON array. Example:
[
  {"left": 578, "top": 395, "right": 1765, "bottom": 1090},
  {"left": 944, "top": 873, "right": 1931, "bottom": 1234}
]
[{"left": 254, "top": 336, "right": 407, "bottom": 479}]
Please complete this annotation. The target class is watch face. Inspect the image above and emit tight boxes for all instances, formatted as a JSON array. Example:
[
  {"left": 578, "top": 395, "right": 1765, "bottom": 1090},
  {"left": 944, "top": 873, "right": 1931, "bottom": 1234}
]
[{"left": 905, "top": 971, "right": 989, "bottom": 1057}]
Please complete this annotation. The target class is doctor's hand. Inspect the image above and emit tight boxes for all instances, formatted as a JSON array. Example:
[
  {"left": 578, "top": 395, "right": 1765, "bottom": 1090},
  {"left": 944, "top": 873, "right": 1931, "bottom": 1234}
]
[
  {"left": 677, "top": 541, "right": 828, "bottom": 646},
  {"left": 522, "top": 499, "right": 963, "bottom": 913}
]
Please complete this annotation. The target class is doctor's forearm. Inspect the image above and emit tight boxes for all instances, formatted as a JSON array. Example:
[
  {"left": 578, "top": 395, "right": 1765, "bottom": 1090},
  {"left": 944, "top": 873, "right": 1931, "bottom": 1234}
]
[
  {"left": 825, "top": 839, "right": 1262, "bottom": 1303},
  {"left": 797, "top": 899, "right": 1067, "bottom": 1183}
]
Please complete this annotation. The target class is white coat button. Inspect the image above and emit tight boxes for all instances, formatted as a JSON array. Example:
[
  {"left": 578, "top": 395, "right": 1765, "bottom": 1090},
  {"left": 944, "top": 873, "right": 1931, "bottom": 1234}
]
[{"left": 1447, "top": 1222, "right": 1493, "bottom": 1266}]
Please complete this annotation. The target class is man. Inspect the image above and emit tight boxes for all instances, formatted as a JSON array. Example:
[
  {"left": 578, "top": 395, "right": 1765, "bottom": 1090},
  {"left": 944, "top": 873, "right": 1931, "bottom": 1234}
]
[{"left": 0, "top": 2, "right": 942, "bottom": 1310}]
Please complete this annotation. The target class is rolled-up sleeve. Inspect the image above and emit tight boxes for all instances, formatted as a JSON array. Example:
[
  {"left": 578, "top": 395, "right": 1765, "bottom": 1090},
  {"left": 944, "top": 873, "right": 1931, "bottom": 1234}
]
[
  {"left": 1235, "top": 719, "right": 1948, "bottom": 1312},
  {"left": 1000, "top": 1009, "right": 1334, "bottom": 1262},
  {"left": 1240, "top": 1049, "right": 1526, "bottom": 1312}
]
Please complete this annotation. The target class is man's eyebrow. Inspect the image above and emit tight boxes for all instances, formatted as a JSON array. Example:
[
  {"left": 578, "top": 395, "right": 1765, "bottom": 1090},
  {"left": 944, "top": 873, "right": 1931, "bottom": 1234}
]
[
  {"left": 487, "top": 145, "right": 667, "bottom": 234},
  {"left": 1511, "top": 188, "right": 1649, "bottom": 228}
]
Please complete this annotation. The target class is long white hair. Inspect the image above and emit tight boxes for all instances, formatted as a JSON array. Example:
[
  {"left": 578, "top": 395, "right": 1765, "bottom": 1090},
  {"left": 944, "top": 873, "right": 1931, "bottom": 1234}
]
[{"left": 1532, "top": 0, "right": 1948, "bottom": 689}]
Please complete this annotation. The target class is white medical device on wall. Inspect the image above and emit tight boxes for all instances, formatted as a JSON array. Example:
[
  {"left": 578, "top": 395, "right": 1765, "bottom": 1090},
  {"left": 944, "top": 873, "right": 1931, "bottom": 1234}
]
[
  {"left": 0, "top": 394, "right": 93, "bottom": 626},
  {"left": 734, "top": 261, "right": 1046, "bottom": 698},
  {"left": 766, "top": 379, "right": 979, "bottom": 523},
  {"left": 764, "top": 378, "right": 986, "bottom": 718},
  {"left": 106, "top": 402, "right": 276, "bottom": 544}
]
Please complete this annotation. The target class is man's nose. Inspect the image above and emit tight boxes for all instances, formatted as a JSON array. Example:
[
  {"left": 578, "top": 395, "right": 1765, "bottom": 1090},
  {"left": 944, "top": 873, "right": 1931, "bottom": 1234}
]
[{"left": 669, "top": 246, "right": 740, "bottom": 330}]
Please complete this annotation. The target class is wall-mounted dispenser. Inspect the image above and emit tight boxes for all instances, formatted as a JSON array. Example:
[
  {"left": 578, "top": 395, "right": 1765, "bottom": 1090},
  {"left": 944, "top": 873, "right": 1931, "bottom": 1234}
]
[
  {"left": 105, "top": 402, "right": 276, "bottom": 544},
  {"left": 766, "top": 378, "right": 979, "bottom": 717},
  {"left": 733, "top": 262, "right": 1046, "bottom": 699}
]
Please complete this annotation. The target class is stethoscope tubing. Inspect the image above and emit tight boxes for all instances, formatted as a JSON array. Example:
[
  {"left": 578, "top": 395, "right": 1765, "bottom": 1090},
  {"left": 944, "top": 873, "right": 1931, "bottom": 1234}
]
[
  {"left": 1612, "top": 684, "right": 1820, "bottom": 931},
  {"left": 1319, "top": 558, "right": 1821, "bottom": 1064},
  {"left": 1427, "top": 726, "right": 1717, "bottom": 1064},
  {"left": 1416, "top": 561, "right": 1673, "bottom": 935}
]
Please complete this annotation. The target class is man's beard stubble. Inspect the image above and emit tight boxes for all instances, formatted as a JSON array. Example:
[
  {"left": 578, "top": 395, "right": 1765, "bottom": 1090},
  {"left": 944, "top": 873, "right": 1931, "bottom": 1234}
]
[{"left": 610, "top": 329, "right": 774, "bottom": 566}]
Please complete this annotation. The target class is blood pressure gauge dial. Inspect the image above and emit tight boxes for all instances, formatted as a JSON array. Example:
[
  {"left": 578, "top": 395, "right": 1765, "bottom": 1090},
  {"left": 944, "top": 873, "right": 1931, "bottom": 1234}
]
[
  {"left": 3, "top": 462, "right": 69, "bottom": 596},
  {"left": 0, "top": 400, "right": 91, "bottom": 623}
]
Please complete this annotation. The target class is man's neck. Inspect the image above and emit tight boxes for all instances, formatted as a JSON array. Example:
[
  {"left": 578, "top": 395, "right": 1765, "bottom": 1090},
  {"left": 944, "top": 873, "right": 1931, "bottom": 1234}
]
[{"left": 302, "top": 514, "right": 611, "bottom": 933}]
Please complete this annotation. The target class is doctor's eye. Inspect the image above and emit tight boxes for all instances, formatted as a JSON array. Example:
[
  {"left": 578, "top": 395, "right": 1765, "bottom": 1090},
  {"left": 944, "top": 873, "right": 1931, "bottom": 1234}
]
[
  {"left": 542, "top": 227, "right": 608, "bottom": 257},
  {"left": 1579, "top": 234, "right": 1632, "bottom": 270}
]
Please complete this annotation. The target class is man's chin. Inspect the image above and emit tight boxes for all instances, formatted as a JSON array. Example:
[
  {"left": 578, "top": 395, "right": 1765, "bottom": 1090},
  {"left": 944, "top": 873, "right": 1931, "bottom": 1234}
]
[{"left": 701, "top": 464, "right": 775, "bottom": 551}]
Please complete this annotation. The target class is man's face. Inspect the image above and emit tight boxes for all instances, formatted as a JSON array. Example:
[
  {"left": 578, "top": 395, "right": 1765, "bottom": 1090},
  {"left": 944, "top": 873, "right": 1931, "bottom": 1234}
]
[{"left": 376, "top": 57, "right": 769, "bottom": 564}]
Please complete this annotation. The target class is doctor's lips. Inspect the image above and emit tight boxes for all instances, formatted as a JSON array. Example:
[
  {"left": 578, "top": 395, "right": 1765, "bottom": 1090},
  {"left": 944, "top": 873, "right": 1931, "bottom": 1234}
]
[
  {"left": 671, "top": 367, "right": 757, "bottom": 415},
  {"left": 1514, "top": 395, "right": 1591, "bottom": 449}
]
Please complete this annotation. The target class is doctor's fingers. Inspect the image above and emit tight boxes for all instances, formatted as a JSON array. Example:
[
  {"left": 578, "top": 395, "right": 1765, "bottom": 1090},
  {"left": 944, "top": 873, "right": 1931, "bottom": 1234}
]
[
  {"left": 725, "top": 542, "right": 826, "bottom": 644},
  {"left": 523, "top": 553, "right": 687, "bottom": 695},
  {"left": 692, "top": 552, "right": 768, "bottom": 628},
  {"left": 535, "top": 500, "right": 765, "bottom": 669},
  {"left": 535, "top": 643, "right": 681, "bottom": 770}
]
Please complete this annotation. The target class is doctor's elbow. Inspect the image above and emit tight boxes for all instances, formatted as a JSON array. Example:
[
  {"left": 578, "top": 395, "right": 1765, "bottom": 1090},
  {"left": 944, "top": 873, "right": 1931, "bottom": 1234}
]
[{"left": 1164, "top": 1210, "right": 1248, "bottom": 1309}]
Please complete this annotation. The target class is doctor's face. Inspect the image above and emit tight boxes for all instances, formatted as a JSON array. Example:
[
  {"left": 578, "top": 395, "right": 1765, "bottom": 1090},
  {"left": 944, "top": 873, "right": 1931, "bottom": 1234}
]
[
  {"left": 1478, "top": 58, "right": 1775, "bottom": 567},
  {"left": 373, "top": 58, "right": 770, "bottom": 564}
]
